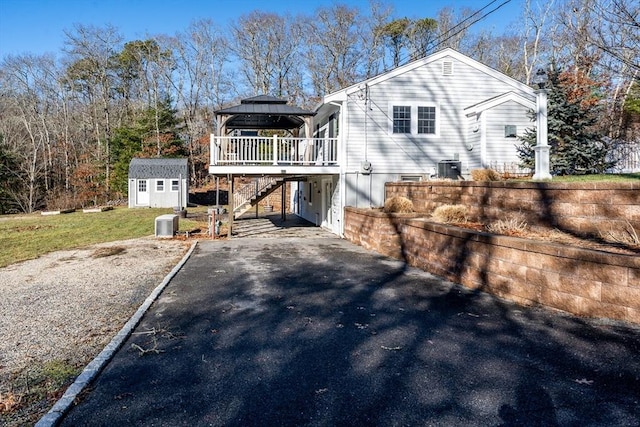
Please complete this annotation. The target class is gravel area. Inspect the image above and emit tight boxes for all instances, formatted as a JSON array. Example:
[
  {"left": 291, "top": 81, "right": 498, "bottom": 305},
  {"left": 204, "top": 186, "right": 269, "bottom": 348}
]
[{"left": 0, "top": 238, "right": 190, "bottom": 391}]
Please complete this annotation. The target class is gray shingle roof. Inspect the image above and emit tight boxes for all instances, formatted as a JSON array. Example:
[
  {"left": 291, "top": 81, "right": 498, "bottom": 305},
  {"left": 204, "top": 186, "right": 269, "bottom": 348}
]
[{"left": 128, "top": 158, "right": 188, "bottom": 179}]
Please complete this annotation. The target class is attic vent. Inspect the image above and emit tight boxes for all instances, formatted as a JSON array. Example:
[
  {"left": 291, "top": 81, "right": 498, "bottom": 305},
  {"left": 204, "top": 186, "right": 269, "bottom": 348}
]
[{"left": 442, "top": 61, "right": 454, "bottom": 75}]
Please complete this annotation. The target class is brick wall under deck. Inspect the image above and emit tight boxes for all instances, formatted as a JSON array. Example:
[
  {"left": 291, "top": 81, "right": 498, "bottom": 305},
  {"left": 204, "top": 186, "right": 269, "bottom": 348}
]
[
  {"left": 385, "top": 181, "right": 640, "bottom": 237},
  {"left": 345, "top": 207, "right": 640, "bottom": 324}
]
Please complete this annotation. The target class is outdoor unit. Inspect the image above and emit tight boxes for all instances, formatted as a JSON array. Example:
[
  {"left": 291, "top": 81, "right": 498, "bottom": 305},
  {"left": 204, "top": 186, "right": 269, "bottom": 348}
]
[
  {"left": 155, "top": 214, "right": 179, "bottom": 238},
  {"left": 438, "top": 160, "right": 462, "bottom": 180}
]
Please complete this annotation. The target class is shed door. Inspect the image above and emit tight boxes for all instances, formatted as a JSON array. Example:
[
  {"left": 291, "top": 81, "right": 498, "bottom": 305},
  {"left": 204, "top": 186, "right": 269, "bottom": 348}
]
[{"left": 137, "top": 179, "right": 149, "bottom": 206}]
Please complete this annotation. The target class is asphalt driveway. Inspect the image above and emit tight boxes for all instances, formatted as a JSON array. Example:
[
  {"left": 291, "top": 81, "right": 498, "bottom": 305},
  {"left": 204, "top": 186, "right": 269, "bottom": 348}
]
[{"left": 60, "top": 237, "right": 640, "bottom": 426}]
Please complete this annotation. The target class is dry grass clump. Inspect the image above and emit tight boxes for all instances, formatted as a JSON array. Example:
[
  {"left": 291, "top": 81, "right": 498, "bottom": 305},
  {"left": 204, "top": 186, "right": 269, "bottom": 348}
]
[
  {"left": 470, "top": 168, "right": 502, "bottom": 181},
  {"left": 486, "top": 213, "right": 528, "bottom": 235},
  {"left": 91, "top": 246, "right": 127, "bottom": 258},
  {"left": 1, "top": 391, "right": 22, "bottom": 414},
  {"left": 383, "top": 196, "right": 414, "bottom": 213},
  {"left": 432, "top": 204, "right": 468, "bottom": 224},
  {"left": 600, "top": 220, "right": 640, "bottom": 246}
]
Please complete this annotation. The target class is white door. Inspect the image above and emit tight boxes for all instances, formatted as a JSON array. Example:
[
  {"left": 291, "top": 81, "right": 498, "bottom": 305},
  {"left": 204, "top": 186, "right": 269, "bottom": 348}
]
[
  {"left": 137, "top": 179, "right": 149, "bottom": 206},
  {"left": 321, "top": 179, "right": 332, "bottom": 229}
]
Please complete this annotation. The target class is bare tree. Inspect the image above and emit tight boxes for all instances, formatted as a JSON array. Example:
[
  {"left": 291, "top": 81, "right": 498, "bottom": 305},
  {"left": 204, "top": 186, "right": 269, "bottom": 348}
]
[
  {"left": 162, "top": 19, "right": 230, "bottom": 185},
  {"left": 63, "top": 24, "right": 123, "bottom": 193},
  {"left": 302, "top": 4, "right": 363, "bottom": 98},
  {"left": 359, "top": 0, "right": 393, "bottom": 79},
  {"left": 229, "top": 11, "right": 302, "bottom": 99}
]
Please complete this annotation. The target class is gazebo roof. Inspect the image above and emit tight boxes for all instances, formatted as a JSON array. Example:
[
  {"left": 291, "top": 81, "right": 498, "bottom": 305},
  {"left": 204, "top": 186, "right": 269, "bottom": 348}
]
[{"left": 215, "top": 95, "right": 315, "bottom": 130}]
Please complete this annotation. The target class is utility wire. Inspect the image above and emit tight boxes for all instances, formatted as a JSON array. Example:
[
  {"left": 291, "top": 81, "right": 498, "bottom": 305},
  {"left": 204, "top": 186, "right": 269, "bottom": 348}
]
[{"left": 393, "top": 0, "right": 512, "bottom": 67}]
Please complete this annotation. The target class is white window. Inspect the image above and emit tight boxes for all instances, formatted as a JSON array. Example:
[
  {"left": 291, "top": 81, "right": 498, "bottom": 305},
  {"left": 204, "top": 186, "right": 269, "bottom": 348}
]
[
  {"left": 138, "top": 180, "right": 147, "bottom": 192},
  {"left": 389, "top": 103, "right": 439, "bottom": 136},
  {"left": 171, "top": 180, "right": 179, "bottom": 191},
  {"left": 156, "top": 180, "right": 164, "bottom": 192},
  {"left": 392, "top": 106, "right": 411, "bottom": 134},
  {"left": 417, "top": 106, "right": 436, "bottom": 134}
]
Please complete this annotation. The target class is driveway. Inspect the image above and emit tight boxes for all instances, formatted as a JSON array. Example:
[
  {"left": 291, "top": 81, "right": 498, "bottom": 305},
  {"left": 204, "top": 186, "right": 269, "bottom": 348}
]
[{"left": 60, "top": 236, "right": 640, "bottom": 426}]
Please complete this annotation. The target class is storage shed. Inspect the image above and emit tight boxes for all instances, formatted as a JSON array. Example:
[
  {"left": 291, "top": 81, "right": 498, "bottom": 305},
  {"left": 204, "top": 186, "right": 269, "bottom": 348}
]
[{"left": 128, "top": 158, "right": 188, "bottom": 208}]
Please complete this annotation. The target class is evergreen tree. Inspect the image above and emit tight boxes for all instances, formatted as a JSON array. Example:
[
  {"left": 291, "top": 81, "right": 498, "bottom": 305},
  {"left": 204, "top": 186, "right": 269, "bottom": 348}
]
[
  {"left": 0, "top": 134, "right": 21, "bottom": 213},
  {"left": 109, "top": 97, "right": 186, "bottom": 195},
  {"left": 518, "top": 69, "right": 613, "bottom": 175}
]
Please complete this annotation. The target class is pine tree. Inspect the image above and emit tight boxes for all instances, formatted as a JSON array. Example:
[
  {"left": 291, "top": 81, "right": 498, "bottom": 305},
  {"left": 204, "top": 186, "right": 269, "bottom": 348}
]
[{"left": 518, "top": 69, "right": 613, "bottom": 175}]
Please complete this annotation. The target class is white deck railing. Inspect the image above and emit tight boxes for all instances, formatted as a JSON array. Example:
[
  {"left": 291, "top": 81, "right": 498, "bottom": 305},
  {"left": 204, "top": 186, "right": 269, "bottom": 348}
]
[{"left": 211, "top": 136, "right": 339, "bottom": 166}]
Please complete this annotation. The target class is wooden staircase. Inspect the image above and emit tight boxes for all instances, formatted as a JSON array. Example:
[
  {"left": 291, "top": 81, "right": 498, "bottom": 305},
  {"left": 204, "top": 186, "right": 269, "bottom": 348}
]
[{"left": 233, "top": 177, "right": 284, "bottom": 219}]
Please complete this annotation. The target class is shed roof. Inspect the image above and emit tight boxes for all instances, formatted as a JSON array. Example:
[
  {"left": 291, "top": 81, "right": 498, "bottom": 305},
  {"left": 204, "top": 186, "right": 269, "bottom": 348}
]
[
  {"left": 128, "top": 158, "right": 188, "bottom": 179},
  {"left": 215, "top": 95, "right": 315, "bottom": 130}
]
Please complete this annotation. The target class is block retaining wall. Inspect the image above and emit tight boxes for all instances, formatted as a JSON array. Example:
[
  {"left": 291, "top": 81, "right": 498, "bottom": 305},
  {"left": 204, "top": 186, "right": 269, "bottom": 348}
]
[
  {"left": 385, "top": 181, "right": 640, "bottom": 236},
  {"left": 344, "top": 207, "right": 640, "bottom": 324}
]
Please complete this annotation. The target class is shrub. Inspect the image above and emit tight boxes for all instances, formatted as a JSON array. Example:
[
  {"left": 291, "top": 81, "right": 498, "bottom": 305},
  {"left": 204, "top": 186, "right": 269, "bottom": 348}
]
[
  {"left": 432, "top": 204, "right": 468, "bottom": 223},
  {"left": 470, "top": 168, "right": 502, "bottom": 181},
  {"left": 383, "top": 196, "right": 414, "bottom": 213},
  {"left": 600, "top": 220, "right": 640, "bottom": 246},
  {"left": 486, "top": 213, "right": 528, "bottom": 235}
]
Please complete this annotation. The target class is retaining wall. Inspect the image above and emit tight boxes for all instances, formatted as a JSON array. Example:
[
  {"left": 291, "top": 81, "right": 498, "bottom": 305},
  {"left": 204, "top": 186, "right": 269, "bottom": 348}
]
[
  {"left": 344, "top": 207, "right": 640, "bottom": 324},
  {"left": 385, "top": 181, "right": 640, "bottom": 236}
]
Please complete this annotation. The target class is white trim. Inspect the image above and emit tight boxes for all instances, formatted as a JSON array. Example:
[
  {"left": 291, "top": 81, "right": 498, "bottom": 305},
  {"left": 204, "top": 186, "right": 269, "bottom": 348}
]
[
  {"left": 156, "top": 179, "right": 165, "bottom": 192},
  {"left": 465, "top": 91, "right": 536, "bottom": 116},
  {"left": 480, "top": 112, "right": 488, "bottom": 168}
]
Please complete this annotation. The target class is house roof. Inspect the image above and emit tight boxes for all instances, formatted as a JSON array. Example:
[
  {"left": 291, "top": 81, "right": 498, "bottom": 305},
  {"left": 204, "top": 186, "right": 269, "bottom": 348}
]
[
  {"left": 128, "top": 158, "right": 188, "bottom": 179},
  {"left": 321, "top": 48, "right": 535, "bottom": 106},
  {"left": 215, "top": 95, "right": 316, "bottom": 131},
  {"left": 464, "top": 91, "right": 536, "bottom": 116}
]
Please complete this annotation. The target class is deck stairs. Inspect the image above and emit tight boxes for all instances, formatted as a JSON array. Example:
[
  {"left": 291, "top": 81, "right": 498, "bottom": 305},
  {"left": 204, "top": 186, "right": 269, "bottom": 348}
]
[{"left": 233, "top": 176, "right": 284, "bottom": 219}]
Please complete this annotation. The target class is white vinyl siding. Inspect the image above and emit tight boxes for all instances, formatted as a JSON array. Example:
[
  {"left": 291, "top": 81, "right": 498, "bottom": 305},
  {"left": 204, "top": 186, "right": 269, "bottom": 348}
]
[
  {"left": 484, "top": 101, "right": 533, "bottom": 170},
  {"left": 345, "top": 55, "right": 534, "bottom": 175}
]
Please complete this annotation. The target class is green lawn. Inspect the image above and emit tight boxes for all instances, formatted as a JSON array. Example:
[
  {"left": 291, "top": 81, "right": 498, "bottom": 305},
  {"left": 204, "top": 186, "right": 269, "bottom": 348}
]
[
  {"left": 545, "top": 173, "right": 640, "bottom": 182},
  {"left": 0, "top": 206, "right": 210, "bottom": 268}
]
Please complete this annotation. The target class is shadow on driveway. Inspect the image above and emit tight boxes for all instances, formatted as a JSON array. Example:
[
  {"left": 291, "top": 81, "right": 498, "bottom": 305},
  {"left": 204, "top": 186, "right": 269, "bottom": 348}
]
[{"left": 61, "top": 238, "right": 640, "bottom": 426}]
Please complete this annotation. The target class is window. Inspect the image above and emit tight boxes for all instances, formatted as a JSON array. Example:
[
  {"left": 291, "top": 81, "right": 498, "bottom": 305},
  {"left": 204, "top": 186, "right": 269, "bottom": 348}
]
[
  {"left": 156, "top": 180, "right": 164, "bottom": 192},
  {"left": 138, "top": 180, "right": 147, "bottom": 192},
  {"left": 418, "top": 106, "right": 436, "bottom": 134},
  {"left": 504, "top": 125, "right": 517, "bottom": 138},
  {"left": 393, "top": 106, "right": 411, "bottom": 134},
  {"left": 171, "top": 180, "right": 179, "bottom": 191},
  {"left": 389, "top": 103, "right": 439, "bottom": 136}
]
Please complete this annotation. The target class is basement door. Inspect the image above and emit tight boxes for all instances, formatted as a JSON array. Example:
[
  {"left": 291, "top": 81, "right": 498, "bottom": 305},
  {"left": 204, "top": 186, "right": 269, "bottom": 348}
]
[
  {"left": 321, "top": 178, "right": 333, "bottom": 229},
  {"left": 136, "top": 179, "right": 149, "bottom": 206}
]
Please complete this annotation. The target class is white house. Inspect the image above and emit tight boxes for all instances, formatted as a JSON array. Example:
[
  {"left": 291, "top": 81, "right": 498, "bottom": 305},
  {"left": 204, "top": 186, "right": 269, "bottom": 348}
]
[
  {"left": 128, "top": 158, "right": 188, "bottom": 208},
  {"left": 209, "top": 48, "right": 537, "bottom": 236}
]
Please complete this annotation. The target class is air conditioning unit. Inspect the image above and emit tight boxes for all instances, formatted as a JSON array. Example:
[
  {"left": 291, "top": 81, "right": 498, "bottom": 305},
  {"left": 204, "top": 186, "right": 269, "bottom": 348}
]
[
  {"left": 437, "top": 160, "right": 462, "bottom": 180},
  {"left": 155, "top": 214, "right": 179, "bottom": 237}
]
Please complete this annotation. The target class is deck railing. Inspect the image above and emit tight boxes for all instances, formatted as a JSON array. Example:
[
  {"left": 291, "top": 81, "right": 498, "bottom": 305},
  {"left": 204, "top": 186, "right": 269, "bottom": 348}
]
[{"left": 211, "top": 136, "right": 339, "bottom": 166}]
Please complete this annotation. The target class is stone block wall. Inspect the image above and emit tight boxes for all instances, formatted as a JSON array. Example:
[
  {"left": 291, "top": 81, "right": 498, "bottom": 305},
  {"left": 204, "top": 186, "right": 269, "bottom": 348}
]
[
  {"left": 344, "top": 207, "right": 640, "bottom": 324},
  {"left": 385, "top": 181, "right": 640, "bottom": 237}
]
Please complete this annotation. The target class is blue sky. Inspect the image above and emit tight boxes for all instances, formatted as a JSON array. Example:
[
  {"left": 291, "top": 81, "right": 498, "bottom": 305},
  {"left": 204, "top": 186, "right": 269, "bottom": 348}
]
[{"left": 0, "top": 0, "right": 523, "bottom": 58}]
